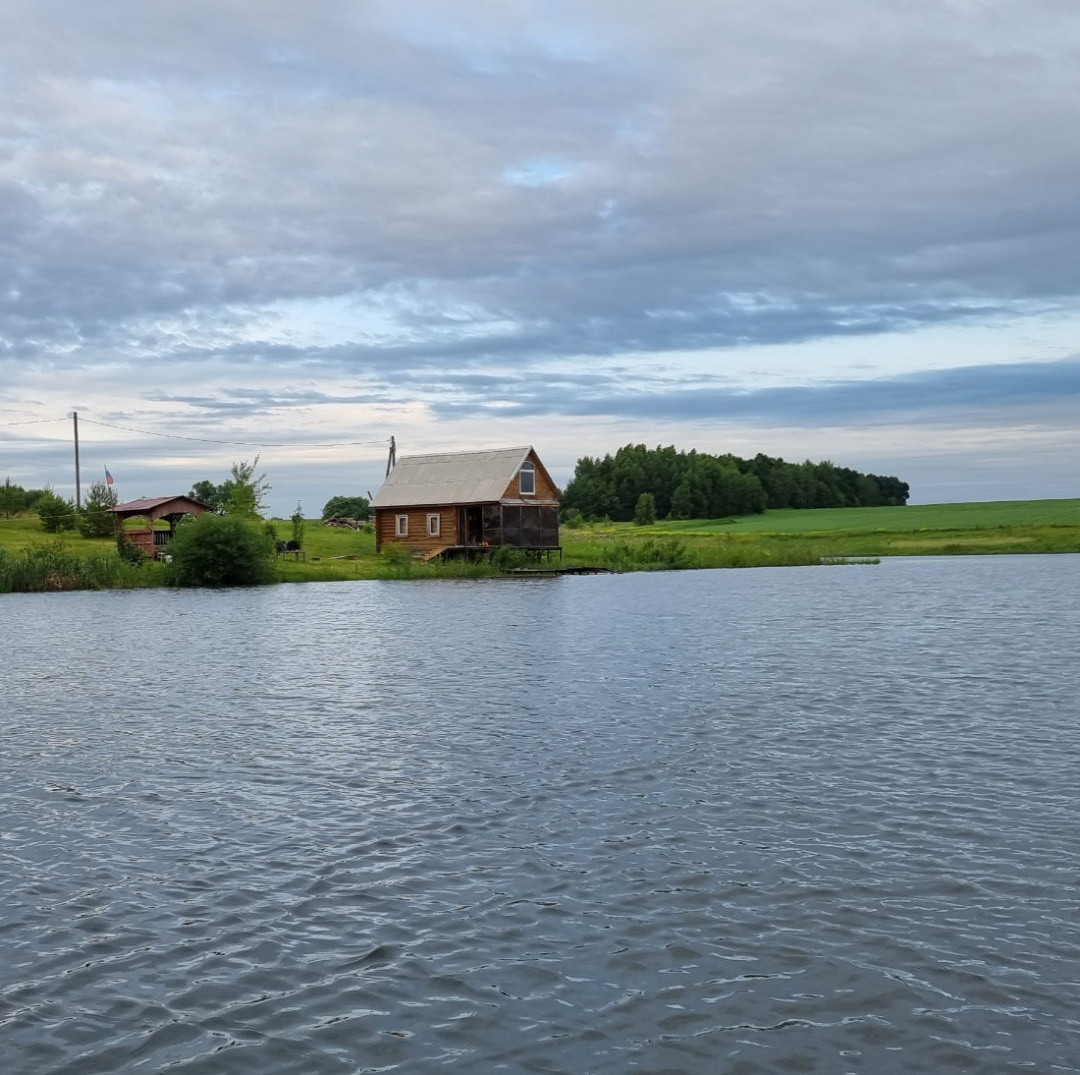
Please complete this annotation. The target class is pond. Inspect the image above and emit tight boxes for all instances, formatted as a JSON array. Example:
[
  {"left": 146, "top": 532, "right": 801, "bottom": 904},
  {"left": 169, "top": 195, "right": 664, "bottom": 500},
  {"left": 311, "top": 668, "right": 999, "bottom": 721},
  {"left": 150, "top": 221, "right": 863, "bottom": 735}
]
[{"left": 3, "top": 556, "right": 1079, "bottom": 1073}]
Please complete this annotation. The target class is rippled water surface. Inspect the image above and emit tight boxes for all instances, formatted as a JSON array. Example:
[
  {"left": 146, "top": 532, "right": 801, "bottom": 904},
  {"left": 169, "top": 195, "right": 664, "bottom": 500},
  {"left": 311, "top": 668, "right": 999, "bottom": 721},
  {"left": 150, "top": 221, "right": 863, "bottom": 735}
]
[{"left": 3, "top": 556, "right": 1080, "bottom": 1073}]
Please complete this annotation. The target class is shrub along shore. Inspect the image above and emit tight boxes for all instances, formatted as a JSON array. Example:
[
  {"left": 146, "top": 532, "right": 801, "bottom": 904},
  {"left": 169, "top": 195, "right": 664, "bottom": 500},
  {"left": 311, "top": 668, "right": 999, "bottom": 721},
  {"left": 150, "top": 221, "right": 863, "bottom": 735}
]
[{"left": 1, "top": 499, "right": 1078, "bottom": 593}]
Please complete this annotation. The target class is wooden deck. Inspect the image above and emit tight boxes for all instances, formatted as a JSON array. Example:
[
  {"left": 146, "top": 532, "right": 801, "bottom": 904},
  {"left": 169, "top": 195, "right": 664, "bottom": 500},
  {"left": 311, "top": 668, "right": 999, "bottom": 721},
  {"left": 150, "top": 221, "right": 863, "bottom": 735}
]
[
  {"left": 508, "top": 565, "right": 614, "bottom": 576},
  {"left": 427, "top": 545, "right": 563, "bottom": 562}
]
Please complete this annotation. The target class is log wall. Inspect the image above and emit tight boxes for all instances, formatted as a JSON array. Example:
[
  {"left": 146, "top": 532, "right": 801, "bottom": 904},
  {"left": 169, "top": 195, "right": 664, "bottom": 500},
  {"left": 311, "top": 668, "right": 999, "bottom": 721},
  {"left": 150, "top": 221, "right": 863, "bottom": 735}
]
[{"left": 375, "top": 506, "right": 459, "bottom": 553}]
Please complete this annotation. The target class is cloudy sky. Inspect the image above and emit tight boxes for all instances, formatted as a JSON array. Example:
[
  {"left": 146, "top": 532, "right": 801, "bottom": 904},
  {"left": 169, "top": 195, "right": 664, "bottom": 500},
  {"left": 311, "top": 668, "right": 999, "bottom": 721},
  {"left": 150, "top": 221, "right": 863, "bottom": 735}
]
[{"left": 3, "top": 0, "right": 1078, "bottom": 514}]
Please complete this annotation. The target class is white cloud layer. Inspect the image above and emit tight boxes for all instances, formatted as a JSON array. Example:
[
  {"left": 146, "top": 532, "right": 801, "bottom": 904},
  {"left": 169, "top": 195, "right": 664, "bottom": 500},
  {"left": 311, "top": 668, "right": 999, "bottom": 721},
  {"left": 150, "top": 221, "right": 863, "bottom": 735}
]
[{"left": 2, "top": 0, "right": 1079, "bottom": 513}]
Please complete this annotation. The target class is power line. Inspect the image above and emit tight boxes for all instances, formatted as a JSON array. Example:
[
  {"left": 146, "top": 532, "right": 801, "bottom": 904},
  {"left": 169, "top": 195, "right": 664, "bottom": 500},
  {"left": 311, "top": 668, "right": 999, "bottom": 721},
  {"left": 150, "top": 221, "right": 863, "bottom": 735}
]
[
  {"left": 77, "top": 417, "right": 389, "bottom": 448},
  {"left": 2, "top": 414, "right": 390, "bottom": 449},
  {"left": 0, "top": 460, "right": 68, "bottom": 469}
]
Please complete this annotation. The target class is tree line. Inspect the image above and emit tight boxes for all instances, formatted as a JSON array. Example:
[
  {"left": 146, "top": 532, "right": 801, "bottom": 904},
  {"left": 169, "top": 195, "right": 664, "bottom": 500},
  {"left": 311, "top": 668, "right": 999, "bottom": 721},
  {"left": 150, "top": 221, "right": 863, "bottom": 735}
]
[
  {"left": 1, "top": 479, "right": 49, "bottom": 518},
  {"left": 1, "top": 477, "right": 120, "bottom": 537},
  {"left": 560, "top": 444, "right": 910, "bottom": 522}
]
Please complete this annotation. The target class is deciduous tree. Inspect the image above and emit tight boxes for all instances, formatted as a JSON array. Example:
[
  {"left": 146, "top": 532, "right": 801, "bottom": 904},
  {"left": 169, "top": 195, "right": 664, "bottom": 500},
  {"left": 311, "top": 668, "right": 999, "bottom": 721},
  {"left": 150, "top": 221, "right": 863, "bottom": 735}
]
[
  {"left": 321, "top": 495, "right": 370, "bottom": 521},
  {"left": 563, "top": 443, "right": 908, "bottom": 521},
  {"left": 188, "top": 479, "right": 229, "bottom": 512},
  {"left": 223, "top": 456, "right": 270, "bottom": 517}
]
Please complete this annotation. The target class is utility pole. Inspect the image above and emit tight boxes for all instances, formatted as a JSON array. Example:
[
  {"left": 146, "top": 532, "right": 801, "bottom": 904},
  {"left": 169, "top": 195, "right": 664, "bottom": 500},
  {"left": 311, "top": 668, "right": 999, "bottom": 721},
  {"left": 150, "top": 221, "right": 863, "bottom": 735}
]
[
  {"left": 73, "top": 410, "right": 82, "bottom": 510},
  {"left": 386, "top": 435, "right": 396, "bottom": 476}
]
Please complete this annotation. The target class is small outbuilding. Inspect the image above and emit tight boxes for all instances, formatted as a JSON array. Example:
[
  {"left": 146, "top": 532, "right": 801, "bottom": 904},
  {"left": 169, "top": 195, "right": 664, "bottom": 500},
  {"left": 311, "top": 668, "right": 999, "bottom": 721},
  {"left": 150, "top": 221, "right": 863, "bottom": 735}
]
[
  {"left": 109, "top": 495, "right": 210, "bottom": 560},
  {"left": 371, "top": 445, "right": 561, "bottom": 559}
]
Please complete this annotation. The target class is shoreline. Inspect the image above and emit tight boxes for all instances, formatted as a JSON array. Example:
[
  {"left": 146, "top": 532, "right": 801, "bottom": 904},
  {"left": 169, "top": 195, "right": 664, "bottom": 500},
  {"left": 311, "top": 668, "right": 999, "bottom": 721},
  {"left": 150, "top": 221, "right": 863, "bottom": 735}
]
[{"left": 3, "top": 500, "right": 1079, "bottom": 593}]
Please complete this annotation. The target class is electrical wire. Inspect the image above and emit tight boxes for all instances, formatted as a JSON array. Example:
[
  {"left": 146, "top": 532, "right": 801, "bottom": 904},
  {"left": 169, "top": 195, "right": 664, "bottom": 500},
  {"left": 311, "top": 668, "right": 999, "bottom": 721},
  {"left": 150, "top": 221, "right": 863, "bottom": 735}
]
[
  {"left": 75, "top": 418, "right": 389, "bottom": 448},
  {"left": 1, "top": 414, "right": 390, "bottom": 448}
]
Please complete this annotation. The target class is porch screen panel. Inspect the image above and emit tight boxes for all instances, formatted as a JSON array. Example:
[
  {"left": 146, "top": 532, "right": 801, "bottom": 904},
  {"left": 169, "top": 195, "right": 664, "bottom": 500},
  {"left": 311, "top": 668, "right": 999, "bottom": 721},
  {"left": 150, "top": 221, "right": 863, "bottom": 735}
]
[
  {"left": 502, "top": 505, "right": 522, "bottom": 545},
  {"left": 482, "top": 504, "right": 502, "bottom": 543},
  {"left": 520, "top": 506, "right": 540, "bottom": 545},
  {"left": 539, "top": 506, "right": 560, "bottom": 547}
]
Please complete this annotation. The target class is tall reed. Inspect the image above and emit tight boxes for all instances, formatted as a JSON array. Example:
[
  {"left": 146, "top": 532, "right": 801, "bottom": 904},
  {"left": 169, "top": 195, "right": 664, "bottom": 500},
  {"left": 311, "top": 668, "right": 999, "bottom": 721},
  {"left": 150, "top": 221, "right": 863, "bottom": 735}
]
[{"left": 0, "top": 543, "right": 162, "bottom": 593}]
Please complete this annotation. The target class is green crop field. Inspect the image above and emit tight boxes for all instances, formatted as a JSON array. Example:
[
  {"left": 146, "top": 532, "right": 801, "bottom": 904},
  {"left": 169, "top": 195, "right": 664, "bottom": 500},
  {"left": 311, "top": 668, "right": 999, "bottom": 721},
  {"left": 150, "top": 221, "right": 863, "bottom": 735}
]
[
  {"left": 655, "top": 499, "right": 1080, "bottom": 534},
  {"left": 559, "top": 498, "right": 1080, "bottom": 570}
]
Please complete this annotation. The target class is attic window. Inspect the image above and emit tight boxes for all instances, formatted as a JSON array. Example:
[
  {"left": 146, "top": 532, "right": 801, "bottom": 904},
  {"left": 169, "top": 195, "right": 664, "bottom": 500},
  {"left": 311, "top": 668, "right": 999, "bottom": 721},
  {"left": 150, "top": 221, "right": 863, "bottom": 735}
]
[{"left": 519, "top": 461, "right": 536, "bottom": 496}]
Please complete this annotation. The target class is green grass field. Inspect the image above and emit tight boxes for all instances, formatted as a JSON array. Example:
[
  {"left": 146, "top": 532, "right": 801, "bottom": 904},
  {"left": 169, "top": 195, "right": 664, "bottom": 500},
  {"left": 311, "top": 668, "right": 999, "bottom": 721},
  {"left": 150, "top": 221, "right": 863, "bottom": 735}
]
[
  {"left": 0, "top": 517, "right": 117, "bottom": 555},
  {"left": 564, "top": 498, "right": 1080, "bottom": 569},
  {"left": 1, "top": 497, "right": 1078, "bottom": 590},
  {"left": 656, "top": 499, "right": 1080, "bottom": 534}
]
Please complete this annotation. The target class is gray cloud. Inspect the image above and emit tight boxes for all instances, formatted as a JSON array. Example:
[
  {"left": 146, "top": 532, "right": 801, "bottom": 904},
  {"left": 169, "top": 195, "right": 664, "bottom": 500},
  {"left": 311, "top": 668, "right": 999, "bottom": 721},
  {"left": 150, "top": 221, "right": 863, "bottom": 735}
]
[
  {"left": 5, "top": 1, "right": 1080, "bottom": 352},
  {"left": 427, "top": 356, "right": 1080, "bottom": 426},
  {"left": 4, "top": 1, "right": 1080, "bottom": 508}
]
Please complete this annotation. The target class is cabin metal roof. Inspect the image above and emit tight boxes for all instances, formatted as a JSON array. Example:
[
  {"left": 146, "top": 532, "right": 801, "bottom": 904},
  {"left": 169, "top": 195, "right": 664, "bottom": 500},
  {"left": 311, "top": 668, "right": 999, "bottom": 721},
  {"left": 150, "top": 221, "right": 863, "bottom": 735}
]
[
  {"left": 110, "top": 495, "right": 207, "bottom": 513},
  {"left": 372, "top": 446, "right": 551, "bottom": 508}
]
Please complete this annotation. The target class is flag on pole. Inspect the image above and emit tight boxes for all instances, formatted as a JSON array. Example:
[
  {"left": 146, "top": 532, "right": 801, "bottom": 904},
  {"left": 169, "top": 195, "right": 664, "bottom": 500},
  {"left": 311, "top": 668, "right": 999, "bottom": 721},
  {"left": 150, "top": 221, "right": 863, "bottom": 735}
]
[{"left": 105, "top": 466, "right": 114, "bottom": 486}]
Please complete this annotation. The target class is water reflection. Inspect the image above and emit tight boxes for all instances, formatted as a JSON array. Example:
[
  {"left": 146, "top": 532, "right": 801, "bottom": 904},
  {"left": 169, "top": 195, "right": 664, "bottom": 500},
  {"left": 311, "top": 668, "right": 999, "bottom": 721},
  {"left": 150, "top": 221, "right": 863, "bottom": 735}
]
[{"left": 2, "top": 557, "right": 1079, "bottom": 1073}]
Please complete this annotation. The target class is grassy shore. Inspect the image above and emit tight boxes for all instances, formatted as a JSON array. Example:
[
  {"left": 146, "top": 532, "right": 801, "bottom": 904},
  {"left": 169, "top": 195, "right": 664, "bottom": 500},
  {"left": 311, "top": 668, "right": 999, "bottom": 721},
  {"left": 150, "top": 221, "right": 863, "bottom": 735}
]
[
  {"left": 1, "top": 498, "right": 1078, "bottom": 590},
  {"left": 572, "top": 499, "right": 1080, "bottom": 570}
]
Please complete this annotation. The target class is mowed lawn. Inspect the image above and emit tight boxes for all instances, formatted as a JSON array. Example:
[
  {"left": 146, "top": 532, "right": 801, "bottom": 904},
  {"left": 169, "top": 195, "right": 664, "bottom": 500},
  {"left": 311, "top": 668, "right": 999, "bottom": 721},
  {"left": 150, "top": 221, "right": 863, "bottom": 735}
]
[
  {"left": 0, "top": 516, "right": 116, "bottom": 555},
  {"left": 271, "top": 523, "right": 381, "bottom": 581}
]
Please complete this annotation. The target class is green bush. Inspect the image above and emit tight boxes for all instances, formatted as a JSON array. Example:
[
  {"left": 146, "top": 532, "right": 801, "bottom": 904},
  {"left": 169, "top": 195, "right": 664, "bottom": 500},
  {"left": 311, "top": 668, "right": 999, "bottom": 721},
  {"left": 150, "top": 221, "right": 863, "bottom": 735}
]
[
  {"left": 490, "top": 545, "right": 528, "bottom": 570},
  {"left": 598, "top": 536, "right": 696, "bottom": 571},
  {"left": 380, "top": 542, "right": 414, "bottom": 576},
  {"left": 166, "top": 513, "right": 277, "bottom": 587},
  {"left": 116, "top": 532, "right": 147, "bottom": 566}
]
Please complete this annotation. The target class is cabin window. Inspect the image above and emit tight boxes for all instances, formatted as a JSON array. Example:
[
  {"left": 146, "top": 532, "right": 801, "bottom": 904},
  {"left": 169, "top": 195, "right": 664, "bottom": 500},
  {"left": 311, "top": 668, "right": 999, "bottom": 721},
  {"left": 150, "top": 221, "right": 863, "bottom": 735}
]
[
  {"left": 519, "top": 461, "right": 536, "bottom": 496},
  {"left": 427, "top": 513, "right": 441, "bottom": 537},
  {"left": 395, "top": 514, "right": 409, "bottom": 537}
]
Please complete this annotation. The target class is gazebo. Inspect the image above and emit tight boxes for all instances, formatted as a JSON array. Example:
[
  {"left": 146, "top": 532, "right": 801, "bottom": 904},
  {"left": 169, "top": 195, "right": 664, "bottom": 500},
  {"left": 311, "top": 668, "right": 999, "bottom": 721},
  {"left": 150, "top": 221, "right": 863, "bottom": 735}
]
[{"left": 109, "top": 495, "right": 210, "bottom": 560}]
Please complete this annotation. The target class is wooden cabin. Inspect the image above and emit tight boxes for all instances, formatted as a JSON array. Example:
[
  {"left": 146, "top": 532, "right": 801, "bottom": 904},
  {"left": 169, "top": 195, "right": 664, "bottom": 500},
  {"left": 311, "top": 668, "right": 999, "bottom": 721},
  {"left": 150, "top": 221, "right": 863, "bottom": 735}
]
[
  {"left": 109, "top": 495, "right": 210, "bottom": 560},
  {"left": 372, "top": 446, "right": 561, "bottom": 559}
]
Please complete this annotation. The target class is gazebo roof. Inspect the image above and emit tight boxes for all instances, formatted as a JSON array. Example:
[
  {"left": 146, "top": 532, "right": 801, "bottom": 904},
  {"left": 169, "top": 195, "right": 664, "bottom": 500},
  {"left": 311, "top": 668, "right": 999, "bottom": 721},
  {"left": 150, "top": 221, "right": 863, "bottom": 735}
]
[{"left": 109, "top": 495, "right": 210, "bottom": 517}]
